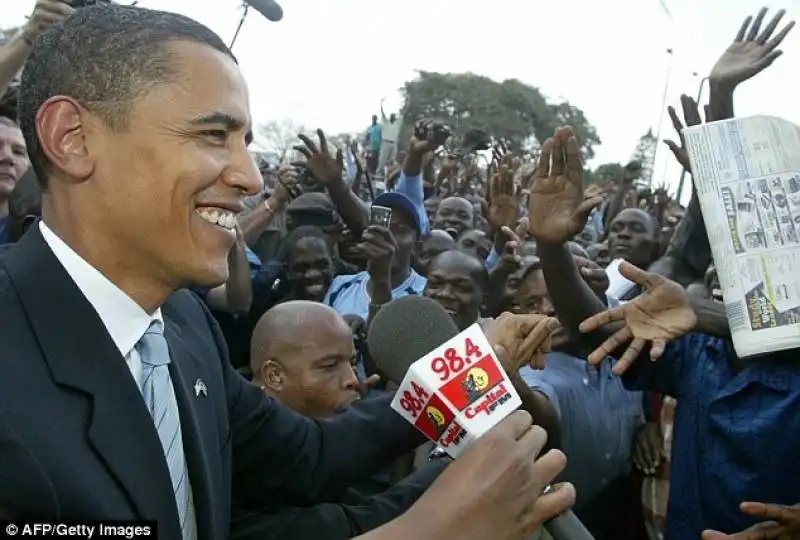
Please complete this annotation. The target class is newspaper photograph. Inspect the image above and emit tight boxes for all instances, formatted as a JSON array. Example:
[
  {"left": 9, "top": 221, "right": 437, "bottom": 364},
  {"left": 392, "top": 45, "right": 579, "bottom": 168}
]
[{"left": 684, "top": 115, "right": 800, "bottom": 358}]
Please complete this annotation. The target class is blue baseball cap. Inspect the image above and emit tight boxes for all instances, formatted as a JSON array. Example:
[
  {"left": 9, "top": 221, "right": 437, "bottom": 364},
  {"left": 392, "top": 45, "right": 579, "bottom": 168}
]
[{"left": 372, "top": 192, "right": 425, "bottom": 235}]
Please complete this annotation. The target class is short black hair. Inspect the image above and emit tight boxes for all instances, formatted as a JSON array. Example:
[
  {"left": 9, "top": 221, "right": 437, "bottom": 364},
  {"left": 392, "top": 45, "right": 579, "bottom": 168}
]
[
  {"left": 430, "top": 249, "right": 488, "bottom": 290},
  {"left": 18, "top": 4, "right": 235, "bottom": 189},
  {"left": 284, "top": 225, "right": 330, "bottom": 261}
]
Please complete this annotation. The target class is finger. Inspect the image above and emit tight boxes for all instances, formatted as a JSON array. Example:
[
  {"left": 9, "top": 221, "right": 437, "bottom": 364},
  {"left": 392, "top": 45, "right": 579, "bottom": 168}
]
[
  {"left": 292, "top": 146, "right": 312, "bottom": 159},
  {"left": 518, "top": 317, "right": 560, "bottom": 359},
  {"left": 587, "top": 326, "right": 633, "bottom": 364},
  {"left": 680, "top": 94, "right": 702, "bottom": 128},
  {"left": 664, "top": 139, "right": 682, "bottom": 158},
  {"left": 650, "top": 339, "right": 667, "bottom": 361},
  {"left": 336, "top": 147, "right": 344, "bottom": 169},
  {"left": 756, "top": 9, "right": 785, "bottom": 44},
  {"left": 612, "top": 338, "right": 647, "bottom": 376},
  {"left": 362, "top": 374, "right": 381, "bottom": 389},
  {"left": 500, "top": 225, "right": 522, "bottom": 244},
  {"left": 526, "top": 482, "right": 576, "bottom": 531},
  {"left": 575, "top": 196, "right": 605, "bottom": 223},
  {"left": 703, "top": 523, "right": 785, "bottom": 540},
  {"left": 298, "top": 133, "right": 319, "bottom": 155},
  {"left": 740, "top": 502, "right": 799, "bottom": 524},
  {"left": 491, "top": 410, "right": 534, "bottom": 441},
  {"left": 618, "top": 261, "right": 656, "bottom": 289},
  {"left": 641, "top": 439, "right": 658, "bottom": 472},
  {"left": 529, "top": 449, "right": 568, "bottom": 494},
  {"left": 549, "top": 134, "right": 564, "bottom": 177},
  {"left": 579, "top": 306, "right": 626, "bottom": 333},
  {"left": 703, "top": 104, "right": 712, "bottom": 123},
  {"left": 538, "top": 139, "right": 553, "bottom": 177},
  {"left": 317, "top": 128, "right": 329, "bottom": 156},
  {"left": 667, "top": 105, "right": 683, "bottom": 136},
  {"left": 564, "top": 135, "right": 583, "bottom": 178},
  {"left": 764, "top": 20, "right": 795, "bottom": 53},
  {"left": 735, "top": 15, "right": 752, "bottom": 42},
  {"left": 746, "top": 8, "right": 767, "bottom": 41}
]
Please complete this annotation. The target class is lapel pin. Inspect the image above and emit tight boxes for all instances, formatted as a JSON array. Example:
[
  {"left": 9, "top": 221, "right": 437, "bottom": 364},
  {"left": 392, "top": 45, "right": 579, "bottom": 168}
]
[{"left": 194, "top": 378, "right": 208, "bottom": 398}]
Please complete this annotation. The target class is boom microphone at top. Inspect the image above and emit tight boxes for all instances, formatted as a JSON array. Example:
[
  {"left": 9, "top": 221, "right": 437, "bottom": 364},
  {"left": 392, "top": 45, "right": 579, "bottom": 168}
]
[
  {"left": 366, "top": 296, "right": 459, "bottom": 385},
  {"left": 244, "top": 0, "right": 284, "bottom": 22}
]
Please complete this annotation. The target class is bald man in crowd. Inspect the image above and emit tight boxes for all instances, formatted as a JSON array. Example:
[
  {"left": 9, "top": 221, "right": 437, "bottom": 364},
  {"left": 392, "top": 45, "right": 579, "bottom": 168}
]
[
  {"left": 233, "top": 300, "right": 446, "bottom": 540},
  {"left": 249, "top": 301, "right": 365, "bottom": 417}
]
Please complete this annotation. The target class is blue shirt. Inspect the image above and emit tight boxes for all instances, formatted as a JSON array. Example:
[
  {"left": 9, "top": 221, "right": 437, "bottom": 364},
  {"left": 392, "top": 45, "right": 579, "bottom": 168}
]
[
  {"left": 366, "top": 124, "right": 382, "bottom": 152},
  {"left": 324, "top": 270, "right": 427, "bottom": 326},
  {"left": 623, "top": 333, "right": 800, "bottom": 538},
  {"left": 519, "top": 353, "right": 643, "bottom": 508},
  {"left": 393, "top": 172, "right": 430, "bottom": 235}
]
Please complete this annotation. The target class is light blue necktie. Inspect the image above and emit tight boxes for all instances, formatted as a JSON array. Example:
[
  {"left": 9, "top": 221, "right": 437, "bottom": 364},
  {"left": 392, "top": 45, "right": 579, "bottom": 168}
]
[{"left": 137, "top": 320, "right": 198, "bottom": 540}]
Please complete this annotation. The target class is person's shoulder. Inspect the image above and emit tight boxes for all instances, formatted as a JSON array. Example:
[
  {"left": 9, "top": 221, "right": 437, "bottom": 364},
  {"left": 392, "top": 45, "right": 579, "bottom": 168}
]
[{"left": 409, "top": 271, "right": 427, "bottom": 293}]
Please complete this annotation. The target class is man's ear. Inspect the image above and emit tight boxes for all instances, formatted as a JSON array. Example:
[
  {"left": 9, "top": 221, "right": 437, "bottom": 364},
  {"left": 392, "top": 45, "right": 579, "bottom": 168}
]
[
  {"left": 35, "top": 96, "right": 96, "bottom": 182},
  {"left": 260, "top": 359, "right": 285, "bottom": 393}
]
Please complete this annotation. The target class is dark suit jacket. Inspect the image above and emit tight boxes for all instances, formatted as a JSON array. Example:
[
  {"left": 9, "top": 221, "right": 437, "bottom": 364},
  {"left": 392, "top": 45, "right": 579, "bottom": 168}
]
[{"left": 0, "top": 227, "right": 426, "bottom": 539}]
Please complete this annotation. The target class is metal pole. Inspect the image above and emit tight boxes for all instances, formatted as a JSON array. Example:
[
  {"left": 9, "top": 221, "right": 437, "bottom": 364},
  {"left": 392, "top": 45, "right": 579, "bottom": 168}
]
[
  {"left": 229, "top": 3, "right": 250, "bottom": 49},
  {"left": 650, "top": 48, "right": 674, "bottom": 187},
  {"left": 675, "top": 76, "right": 707, "bottom": 203}
]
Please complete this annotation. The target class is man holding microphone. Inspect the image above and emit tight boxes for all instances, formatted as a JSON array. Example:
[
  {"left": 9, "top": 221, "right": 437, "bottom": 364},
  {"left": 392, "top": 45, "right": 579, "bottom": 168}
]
[{"left": 0, "top": 4, "right": 573, "bottom": 540}]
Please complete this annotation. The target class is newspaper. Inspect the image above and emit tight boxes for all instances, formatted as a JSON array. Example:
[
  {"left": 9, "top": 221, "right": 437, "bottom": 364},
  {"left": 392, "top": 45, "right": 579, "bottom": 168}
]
[{"left": 684, "top": 115, "right": 800, "bottom": 357}]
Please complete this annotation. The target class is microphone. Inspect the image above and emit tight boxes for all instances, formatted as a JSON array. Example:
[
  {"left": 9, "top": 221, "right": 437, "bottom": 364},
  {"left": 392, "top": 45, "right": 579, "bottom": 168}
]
[
  {"left": 367, "top": 296, "right": 458, "bottom": 385},
  {"left": 368, "top": 296, "right": 595, "bottom": 540},
  {"left": 244, "top": 0, "right": 284, "bottom": 22}
]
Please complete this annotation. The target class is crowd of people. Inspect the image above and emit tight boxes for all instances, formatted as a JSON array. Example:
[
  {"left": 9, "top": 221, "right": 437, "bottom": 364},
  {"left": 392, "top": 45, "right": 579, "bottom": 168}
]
[{"left": 1, "top": 1, "right": 799, "bottom": 540}]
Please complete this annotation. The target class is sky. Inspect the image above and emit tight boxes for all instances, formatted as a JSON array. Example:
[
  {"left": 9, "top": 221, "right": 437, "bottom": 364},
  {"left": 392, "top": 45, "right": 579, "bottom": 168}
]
[{"left": 5, "top": 0, "right": 800, "bottom": 202}]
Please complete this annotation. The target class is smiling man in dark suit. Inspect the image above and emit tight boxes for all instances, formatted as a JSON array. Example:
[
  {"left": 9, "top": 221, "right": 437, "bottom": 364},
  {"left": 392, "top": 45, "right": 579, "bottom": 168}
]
[{"left": 0, "top": 5, "right": 431, "bottom": 539}]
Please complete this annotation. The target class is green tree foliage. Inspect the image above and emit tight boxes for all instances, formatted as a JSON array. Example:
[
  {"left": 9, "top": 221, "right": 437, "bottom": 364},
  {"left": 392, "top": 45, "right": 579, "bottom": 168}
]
[{"left": 400, "top": 71, "right": 601, "bottom": 160}]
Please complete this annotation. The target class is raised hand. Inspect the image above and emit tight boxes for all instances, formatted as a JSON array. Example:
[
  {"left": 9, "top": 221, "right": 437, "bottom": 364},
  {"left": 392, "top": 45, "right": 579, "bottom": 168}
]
[
  {"left": 404, "top": 411, "right": 574, "bottom": 540},
  {"left": 578, "top": 261, "right": 697, "bottom": 375},
  {"left": 488, "top": 161, "right": 519, "bottom": 230},
  {"left": 292, "top": 128, "right": 344, "bottom": 185},
  {"left": 24, "top": 0, "right": 75, "bottom": 43},
  {"left": 409, "top": 120, "right": 450, "bottom": 155},
  {"left": 486, "top": 312, "right": 561, "bottom": 371},
  {"left": 359, "top": 225, "right": 397, "bottom": 281},
  {"left": 664, "top": 94, "right": 704, "bottom": 173},
  {"left": 703, "top": 503, "right": 800, "bottom": 540},
  {"left": 495, "top": 226, "right": 522, "bottom": 273},
  {"left": 271, "top": 165, "right": 302, "bottom": 209},
  {"left": 710, "top": 8, "right": 795, "bottom": 89},
  {"left": 528, "top": 126, "right": 604, "bottom": 244}
]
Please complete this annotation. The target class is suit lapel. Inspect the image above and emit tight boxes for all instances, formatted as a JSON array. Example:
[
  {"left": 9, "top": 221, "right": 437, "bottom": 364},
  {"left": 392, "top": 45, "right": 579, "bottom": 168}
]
[
  {"left": 3, "top": 227, "right": 180, "bottom": 537},
  {"left": 164, "top": 315, "right": 216, "bottom": 540}
]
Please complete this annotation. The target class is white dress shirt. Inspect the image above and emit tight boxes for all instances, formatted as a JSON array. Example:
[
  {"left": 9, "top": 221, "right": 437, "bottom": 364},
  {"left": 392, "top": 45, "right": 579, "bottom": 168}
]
[{"left": 39, "top": 221, "right": 162, "bottom": 388}]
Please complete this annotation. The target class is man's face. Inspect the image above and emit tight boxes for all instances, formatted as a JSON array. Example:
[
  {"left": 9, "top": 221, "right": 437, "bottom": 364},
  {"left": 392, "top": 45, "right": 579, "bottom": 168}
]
[
  {"left": 423, "top": 197, "right": 440, "bottom": 226},
  {"left": 414, "top": 230, "right": 455, "bottom": 275},
  {"left": 425, "top": 251, "right": 484, "bottom": 331},
  {"left": 515, "top": 269, "right": 567, "bottom": 349},
  {"left": 586, "top": 242, "right": 610, "bottom": 268},
  {"left": 457, "top": 229, "right": 492, "bottom": 262},
  {"left": 607, "top": 209, "right": 657, "bottom": 268},
  {"left": 0, "top": 123, "right": 28, "bottom": 199},
  {"left": 387, "top": 205, "right": 418, "bottom": 271},
  {"left": 433, "top": 197, "right": 474, "bottom": 239},
  {"left": 272, "top": 317, "right": 359, "bottom": 417},
  {"left": 286, "top": 237, "right": 333, "bottom": 302},
  {"left": 84, "top": 41, "right": 261, "bottom": 288}
]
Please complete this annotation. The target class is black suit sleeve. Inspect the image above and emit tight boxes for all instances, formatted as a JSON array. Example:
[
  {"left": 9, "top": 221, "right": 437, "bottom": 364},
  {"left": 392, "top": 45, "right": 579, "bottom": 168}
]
[
  {"left": 0, "top": 411, "right": 59, "bottom": 519},
  {"left": 231, "top": 461, "right": 446, "bottom": 540},
  {"left": 199, "top": 298, "right": 426, "bottom": 505}
]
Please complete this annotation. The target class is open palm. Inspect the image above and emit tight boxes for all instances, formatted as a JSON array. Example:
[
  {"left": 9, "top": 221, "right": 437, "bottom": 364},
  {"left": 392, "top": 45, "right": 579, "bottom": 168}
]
[
  {"left": 579, "top": 262, "right": 697, "bottom": 375},
  {"left": 710, "top": 8, "right": 795, "bottom": 87},
  {"left": 528, "top": 126, "right": 603, "bottom": 245}
]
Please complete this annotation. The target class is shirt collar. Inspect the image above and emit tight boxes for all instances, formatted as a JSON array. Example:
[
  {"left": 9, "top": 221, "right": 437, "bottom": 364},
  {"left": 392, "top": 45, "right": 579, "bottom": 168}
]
[{"left": 39, "top": 221, "right": 162, "bottom": 358}]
